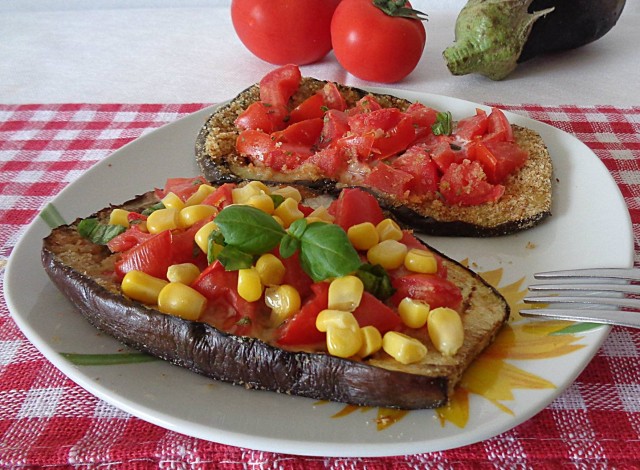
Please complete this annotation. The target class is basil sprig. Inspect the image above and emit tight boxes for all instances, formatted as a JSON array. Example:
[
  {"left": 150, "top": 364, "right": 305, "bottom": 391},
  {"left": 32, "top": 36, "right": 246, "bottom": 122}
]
[
  {"left": 432, "top": 111, "right": 453, "bottom": 136},
  {"left": 212, "top": 205, "right": 361, "bottom": 282},
  {"left": 77, "top": 218, "right": 126, "bottom": 245}
]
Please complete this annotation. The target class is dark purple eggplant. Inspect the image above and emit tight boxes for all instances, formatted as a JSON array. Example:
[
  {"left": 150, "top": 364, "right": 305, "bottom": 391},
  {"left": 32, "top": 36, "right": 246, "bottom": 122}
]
[
  {"left": 443, "top": 0, "right": 627, "bottom": 80},
  {"left": 41, "top": 186, "right": 509, "bottom": 410}
]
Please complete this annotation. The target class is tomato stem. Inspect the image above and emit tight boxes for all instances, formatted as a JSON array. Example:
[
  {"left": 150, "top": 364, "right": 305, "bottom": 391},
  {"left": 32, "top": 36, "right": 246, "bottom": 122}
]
[{"left": 372, "top": 0, "right": 428, "bottom": 21}]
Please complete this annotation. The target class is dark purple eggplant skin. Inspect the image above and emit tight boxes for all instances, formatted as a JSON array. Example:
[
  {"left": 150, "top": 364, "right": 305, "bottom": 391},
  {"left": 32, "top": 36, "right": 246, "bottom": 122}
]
[
  {"left": 41, "top": 246, "right": 448, "bottom": 409},
  {"left": 519, "top": 0, "right": 627, "bottom": 62}
]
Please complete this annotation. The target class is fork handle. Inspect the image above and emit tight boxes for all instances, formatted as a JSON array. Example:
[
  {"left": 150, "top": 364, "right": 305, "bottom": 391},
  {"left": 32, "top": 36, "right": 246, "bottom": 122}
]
[
  {"left": 534, "top": 268, "right": 640, "bottom": 280},
  {"left": 520, "top": 308, "right": 640, "bottom": 329}
]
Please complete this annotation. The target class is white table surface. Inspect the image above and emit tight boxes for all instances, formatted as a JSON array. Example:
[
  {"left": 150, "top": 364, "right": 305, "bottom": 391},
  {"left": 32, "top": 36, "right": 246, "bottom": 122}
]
[{"left": 1, "top": 1, "right": 639, "bottom": 106}]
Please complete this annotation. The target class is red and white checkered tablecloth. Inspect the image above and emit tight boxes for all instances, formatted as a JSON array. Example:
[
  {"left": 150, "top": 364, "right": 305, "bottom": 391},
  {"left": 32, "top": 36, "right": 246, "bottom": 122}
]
[{"left": 1, "top": 103, "right": 639, "bottom": 468}]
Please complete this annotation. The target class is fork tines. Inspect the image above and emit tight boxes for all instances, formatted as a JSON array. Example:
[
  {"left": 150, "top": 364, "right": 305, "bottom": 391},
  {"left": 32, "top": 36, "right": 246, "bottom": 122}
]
[{"left": 521, "top": 267, "right": 640, "bottom": 329}]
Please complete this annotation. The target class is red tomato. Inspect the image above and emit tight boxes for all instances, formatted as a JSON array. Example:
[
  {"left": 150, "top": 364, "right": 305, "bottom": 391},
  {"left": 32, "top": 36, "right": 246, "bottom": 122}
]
[
  {"left": 234, "top": 102, "right": 275, "bottom": 133},
  {"left": 236, "top": 129, "right": 311, "bottom": 171},
  {"left": 454, "top": 109, "right": 488, "bottom": 142},
  {"left": 114, "top": 230, "right": 173, "bottom": 279},
  {"left": 331, "top": 0, "right": 426, "bottom": 83},
  {"left": 391, "top": 273, "right": 463, "bottom": 311},
  {"left": 277, "top": 282, "right": 329, "bottom": 346},
  {"left": 405, "top": 102, "right": 438, "bottom": 141},
  {"left": 472, "top": 141, "right": 529, "bottom": 184},
  {"left": 272, "top": 118, "right": 324, "bottom": 147},
  {"left": 192, "top": 261, "right": 262, "bottom": 336},
  {"left": 391, "top": 146, "right": 440, "bottom": 195},
  {"left": 290, "top": 83, "right": 347, "bottom": 124},
  {"left": 231, "top": 0, "right": 341, "bottom": 65},
  {"left": 348, "top": 108, "right": 416, "bottom": 160},
  {"left": 364, "top": 164, "right": 413, "bottom": 198},
  {"left": 307, "top": 147, "right": 347, "bottom": 178},
  {"left": 352, "top": 292, "right": 402, "bottom": 334},
  {"left": 329, "top": 188, "right": 386, "bottom": 231},
  {"left": 107, "top": 224, "right": 153, "bottom": 253},
  {"left": 484, "top": 107, "right": 514, "bottom": 143},
  {"left": 200, "top": 183, "right": 236, "bottom": 209},
  {"left": 318, "top": 110, "right": 350, "bottom": 148},
  {"left": 156, "top": 176, "right": 208, "bottom": 201},
  {"left": 439, "top": 160, "right": 505, "bottom": 206}
]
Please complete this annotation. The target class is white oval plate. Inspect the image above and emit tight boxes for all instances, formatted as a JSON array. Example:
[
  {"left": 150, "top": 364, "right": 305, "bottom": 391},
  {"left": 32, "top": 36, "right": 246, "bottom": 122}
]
[{"left": 6, "top": 90, "right": 634, "bottom": 457}]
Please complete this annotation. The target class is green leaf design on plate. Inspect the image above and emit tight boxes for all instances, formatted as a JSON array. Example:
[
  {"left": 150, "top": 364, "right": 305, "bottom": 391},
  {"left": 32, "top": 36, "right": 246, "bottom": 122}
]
[
  {"left": 61, "top": 352, "right": 158, "bottom": 365},
  {"left": 40, "top": 203, "right": 66, "bottom": 229},
  {"left": 550, "top": 322, "right": 603, "bottom": 335}
]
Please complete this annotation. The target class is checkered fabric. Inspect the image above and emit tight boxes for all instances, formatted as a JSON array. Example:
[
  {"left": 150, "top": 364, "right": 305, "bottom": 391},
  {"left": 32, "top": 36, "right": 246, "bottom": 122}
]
[{"left": 1, "top": 103, "right": 639, "bottom": 468}]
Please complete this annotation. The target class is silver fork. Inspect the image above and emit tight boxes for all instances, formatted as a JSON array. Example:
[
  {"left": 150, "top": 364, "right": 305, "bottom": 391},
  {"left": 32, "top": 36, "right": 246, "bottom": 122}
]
[{"left": 521, "top": 268, "right": 640, "bottom": 329}]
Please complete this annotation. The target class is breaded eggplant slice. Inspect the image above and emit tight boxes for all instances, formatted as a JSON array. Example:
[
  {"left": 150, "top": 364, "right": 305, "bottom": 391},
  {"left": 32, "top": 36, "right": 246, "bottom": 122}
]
[{"left": 195, "top": 77, "right": 552, "bottom": 237}]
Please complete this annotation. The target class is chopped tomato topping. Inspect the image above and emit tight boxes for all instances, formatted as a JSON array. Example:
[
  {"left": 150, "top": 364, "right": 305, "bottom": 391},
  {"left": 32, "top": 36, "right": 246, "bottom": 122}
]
[
  {"left": 439, "top": 160, "right": 505, "bottom": 206},
  {"left": 391, "top": 273, "right": 463, "bottom": 311},
  {"left": 329, "top": 187, "right": 385, "bottom": 231},
  {"left": 364, "top": 163, "right": 413, "bottom": 198}
]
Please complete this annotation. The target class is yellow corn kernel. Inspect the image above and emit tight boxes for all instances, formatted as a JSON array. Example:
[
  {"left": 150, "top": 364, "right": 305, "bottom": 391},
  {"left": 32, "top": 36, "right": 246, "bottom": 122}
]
[
  {"left": 382, "top": 331, "right": 427, "bottom": 365},
  {"left": 161, "top": 191, "right": 185, "bottom": 211},
  {"left": 194, "top": 221, "right": 218, "bottom": 253},
  {"left": 179, "top": 204, "right": 217, "bottom": 227},
  {"left": 398, "top": 297, "right": 430, "bottom": 329},
  {"left": 232, "top": 181, "right": 270, "bottom": 204},
  {"left": 273, "top": 197, "right": 304, "bottom": 227},
  {"left": 184, "top": 184, "right": 215, "bottom": 206},
  {"left": 255, "top": 253, "right": 286, "bottom": 286},
  {"left": 121, "top": 270, "right": 169, "bottom": 305},
  {"left": 328, "top": 275, "right": 364, "bottom": 312},
  {"left": 237, "top": 268, "right": 263, "bottom": 302},
  {"left": 166, "top": 263, "right": 201, "bottom": 284},
  {"left": 306, "top": 206, "right": 334, "bottom": 224},
  {"left": 358, "top": 325, "right": 382, "bottom": 358},
  {"left": 347, "top": 222, "right": 379, "bottom": 251},
  {"left": 109, "top": 208, "right": 130, "bottom": 228},
  {"left": 265, "top": 284, "right": 301, "bottom": 326},
  {"left": 246, "top": 193, "right": 275, "bottom": 214},
  {"left": 404, "top": 248, "right": 438, "bottom": 274},
  {"left": 157, "top": 282, "right": 207, "bottom": 320},
  {"left": 428, "top": 307, "right": 464, "bottom": 356},
  {"left": 325, "top": 326, "right": 363, "bottom": 358},
  {"left": 146, "top": 207, "right": 179, "bottom": 234},
  {"left": 367, "top": 239, "right": 408, "bottom": 270},
  {"left": 271, "top": 186, "right": 301, "bottom": 202},
  {"left": 376, "top": 218, "right": 403, "bottom": 241},
  {"left": 315, "top": 309, "right": 360, "bottom": 333}
]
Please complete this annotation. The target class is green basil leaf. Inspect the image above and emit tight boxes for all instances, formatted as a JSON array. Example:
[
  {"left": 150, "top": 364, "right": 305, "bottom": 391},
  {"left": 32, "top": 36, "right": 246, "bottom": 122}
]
[
  {"left": 432, "top": 111, "right": 453, "bottom": 136},
  {"left": 217, "top": 245, "right": 254, "bottom": 271},
  {"left": 207, "top": 230, "right": 226, "bottom": 264},
  {"left": 77, "top": 218, "right": 126, "bottom": 245},
  {"left": 298, "top": 222, "right": 362, "bottom": 282},
  {"left": 279, "top": 234, "right": 300, "bottom": 259},
  {"left": 141, "top": 202, "right": 165, "bottom": 216},
  {"left": 270, "top": 194, "right": 285, "bottom": 209},
  {"left": 214, "top": 205, "right": 286, "bottom": 255},
  {"left": 356, "top": 263, "right": 396, "bottom": 300},
  {"left": 288, "top": 218, "right": 308, "bottom": 239}
]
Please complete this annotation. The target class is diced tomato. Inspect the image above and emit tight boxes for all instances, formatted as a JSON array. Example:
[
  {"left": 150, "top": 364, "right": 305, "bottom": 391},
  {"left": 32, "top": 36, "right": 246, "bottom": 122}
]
[
  {"left": 439, "top": 160, "right": 505, "bottom": 206},
  {"left": 156, "top": 176, "right": 208, "bottom": 201},
  {"left": 272, "top": 118, "right": 323, "bottom": 147},
  {"left": 170, "top": 221, "right": 208, "bottom": 269},
  {"left": 234, "top": 102, "right": 275, "bottom": 133},
  {"left": 454, "top": 109, "right": 488, "bottom": 142},
  {"left": 236, "top": 129, "right": 310, "bottom": 171},
  {"left": 289, "top": 93, "right": 325, "bottom": 123},
  {"left": 472, "top": 140, "right": 529, "bottom": 184},
  {"left": 200, "top": 183, "right": 235, "bottom": 209},
  {"left": 352, "top": 292, "right": 402, "bottom": 334},
  {"left": 320, "top": 82, "right": 346, "bottom": 111},
  {"left": 277, "top": 282, "right": 329, "bottom": 346},
  {"left": 391, "top": 273, "right": 463, "bottom": 311},
  {"left": 347, "top": 95, "right": 383, "bottom": 116},
  {"left": 114, "top": 229, "right": 173, "bottom": 279},
  {"left": 484, "top": 107, "right": 513, "bottom": 143},
  {"left": 391, "top": 146, "right": 439, "bottom": 196},
  {"left": 364, "top": 163, "right": 413, "bottom": 198},
  {"left": 348, "top": 108, "right": 415, "bottom": 160},
  {"left": 335, "top": 133, "right": 375, "bottom": 160},
  {"left": 405, "top": 102, "right": 438, "bottom": 141},
  {"left": 429, "top": 141, "right": 459, "bottom": 173},
  {"left": 307, "top": 146, "right": 347, "bottom": 177},
  {"left": 192, "top": 261, "right": 262, "bottom": 335},
  {"left": 107, "top": 224, "right": 154, "bottom": 253},
  {"left": 329, "top": 188, "right": 385, "bottom": 231},
  {"left": 319, "top": 109, "right": 350, "bottom": 148},
  {"left": 259, "top": 64, "right": 302, "bottom": 108}
]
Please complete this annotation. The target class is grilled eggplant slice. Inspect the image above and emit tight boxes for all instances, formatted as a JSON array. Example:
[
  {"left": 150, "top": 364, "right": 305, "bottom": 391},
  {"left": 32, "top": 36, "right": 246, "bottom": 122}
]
[
  {"left": 195, "top": 76, "right": 552, "bottom": 237},
  {"left": 42, "top": 184, "right": 509, "bottom": 410}
]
